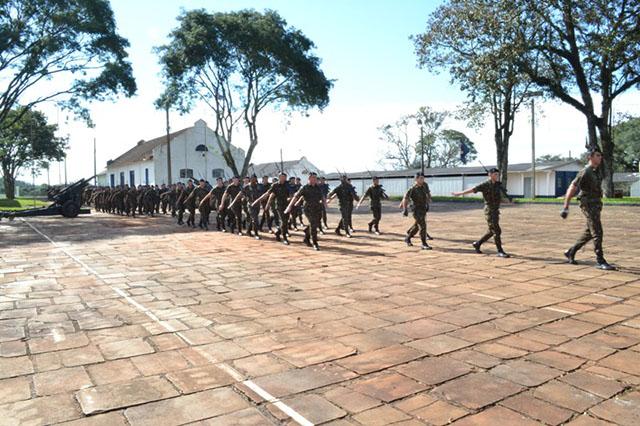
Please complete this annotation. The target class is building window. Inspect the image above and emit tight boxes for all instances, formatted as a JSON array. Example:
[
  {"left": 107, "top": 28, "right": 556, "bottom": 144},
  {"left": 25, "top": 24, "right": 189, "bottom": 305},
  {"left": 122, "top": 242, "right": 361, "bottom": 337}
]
[
  {"left": 110, "top": 174, "right": 115, "bottom": 187},
  {"left": 129, "top": 170, "right": 135, "bottom": 187},
  {"left": 145, "top": 168, "right": 149, "bottom": 185},
  {"left": 119, "top": 172, "right": 124, "bottom": 186},
  {"left": 180, "top": 168, "right": 193, "bottom": 179},
  {"left": 212, "top": 168, "right": 225, "bottom": 178}
]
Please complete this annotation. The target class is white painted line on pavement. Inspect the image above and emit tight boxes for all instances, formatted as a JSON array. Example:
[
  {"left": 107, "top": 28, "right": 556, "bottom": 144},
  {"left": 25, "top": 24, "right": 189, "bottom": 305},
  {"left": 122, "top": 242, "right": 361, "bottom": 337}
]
[
  {"left": 543, "top": 306, "right": 576, "bottom": 315},
  {"left": 22, "top": 218, "right": 315, "bottom": 426},
  {"left": 471, "top": 293, "right": 503, "bottom": 300}
]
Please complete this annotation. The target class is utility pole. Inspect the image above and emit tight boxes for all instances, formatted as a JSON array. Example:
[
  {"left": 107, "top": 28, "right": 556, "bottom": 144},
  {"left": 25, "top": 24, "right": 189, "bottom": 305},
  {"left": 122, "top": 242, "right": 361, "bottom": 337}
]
[
  {"left": 64, "top": 155, "right": 67, "bottom": 185},
  {"left": 531, "top": 97, "right": 536, "bottom": 200},
  {"left": 280, "top": 149, "right": 284, "bottom": 174},
  {"left": 166, "top": 105, "right": 172, "bottom": 184},
  {"left": 417, "top": 118, "right": 424, "bottom": 174},
  {"left": 93, "top": 137, "right": 97, "bottom": 185}
]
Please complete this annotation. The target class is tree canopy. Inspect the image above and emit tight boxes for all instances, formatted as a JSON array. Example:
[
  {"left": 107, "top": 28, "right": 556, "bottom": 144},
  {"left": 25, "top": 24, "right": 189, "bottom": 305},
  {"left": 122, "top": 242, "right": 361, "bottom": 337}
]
[
  {"left": 0, "top": 108, "right": 66, "bottom": 199},
  {"left": 157, "top": 9, "right": 332, "bottom": 177},
  {"left": 0, "top": 0, "right": 137, "bottom": 129}
]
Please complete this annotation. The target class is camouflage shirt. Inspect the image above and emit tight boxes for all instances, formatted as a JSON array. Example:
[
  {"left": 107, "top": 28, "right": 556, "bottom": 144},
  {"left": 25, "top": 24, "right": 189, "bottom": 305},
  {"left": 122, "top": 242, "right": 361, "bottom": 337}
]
[
  {"left": 241, "top": 183, "right": 261, "bottom": 204},
  {"left": 572, "top": 165, "right": 602, "bottom": 205},
  {"left": 209, "top": 185, "right": 226, "bottom": 204},
  {"left": 472, "top": 180, "right": 507, "bottom": 212},
  {"left": 364, "top": 184, "right": 387, "bottom": 207},
  {"left": 223, "top": 184, "right": 242, "bottom": 207},
  {"left": 193, "top": 187, "right": 209, "bottom": 204},
  {"left": 329, "top": 183, "right": 357, "bottom": 205},
  {"left": 405, "top": 182, "right": 430, "bottom": 211},
  {"left": 266, "top": 182, "right": 291, "bottom": 209},
  {"left": 295, "top": 183, "right": 324, "bottom": 211}
]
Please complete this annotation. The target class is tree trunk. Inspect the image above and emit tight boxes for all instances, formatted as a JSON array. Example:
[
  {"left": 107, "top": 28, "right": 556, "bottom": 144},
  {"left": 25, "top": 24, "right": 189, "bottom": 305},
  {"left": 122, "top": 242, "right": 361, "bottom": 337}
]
[
  {"left": 241, "top": 122, "right": 259, "bottom": 177},
  {"left": 3, "top": 173, "right": 15, "bottom": 200},
  {"left": 597, "top": 122, "right": 615, "bottom": 197},
  {"left": 495, "top": 128, "right": 510, "bottom": 189}
]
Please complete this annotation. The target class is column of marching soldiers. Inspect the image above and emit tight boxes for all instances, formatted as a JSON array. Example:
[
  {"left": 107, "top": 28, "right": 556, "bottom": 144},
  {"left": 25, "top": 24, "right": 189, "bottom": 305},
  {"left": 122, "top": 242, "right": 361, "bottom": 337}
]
[{"left": 78, "top": 148, "right": 615, "bottom": 270}]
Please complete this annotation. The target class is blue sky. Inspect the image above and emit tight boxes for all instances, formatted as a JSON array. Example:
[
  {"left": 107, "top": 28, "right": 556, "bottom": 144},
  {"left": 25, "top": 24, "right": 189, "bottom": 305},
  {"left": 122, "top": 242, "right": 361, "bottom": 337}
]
[{"left": 30, "top": 0, "right": 640, "bottom": 184}]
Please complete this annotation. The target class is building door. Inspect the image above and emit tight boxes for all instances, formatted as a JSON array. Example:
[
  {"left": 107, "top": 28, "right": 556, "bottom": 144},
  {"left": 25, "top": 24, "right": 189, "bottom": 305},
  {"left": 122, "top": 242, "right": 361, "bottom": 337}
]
[
  {"left": 523, "top": 177, "right": 531, "bottom": 198},
  {"left": 119, "top": 172, "right": 124, "bottom": 186},
  {"left": 145, "top": 168, "right": 149, "bottom": 185},
  {"left": 110, "top": 174, "right": 115, "bottom": 187},
  {"left": 555, "top": 171, "right": 578, "bottom": 197},
  {"left": 129, "top": 171, "right": 135, "bottom": 187}
]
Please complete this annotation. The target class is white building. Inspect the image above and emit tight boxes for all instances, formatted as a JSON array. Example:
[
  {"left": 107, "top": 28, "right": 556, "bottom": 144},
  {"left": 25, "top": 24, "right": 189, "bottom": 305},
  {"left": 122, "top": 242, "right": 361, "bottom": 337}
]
[
  {"left": 326, "top": 161, "right": 585, "bottom": 198},
  {"left": 105, "top": 119, "right": 245, "bottom": 187},
  {"left": 248, "top": 156, "right": 324, "bottom": 179}
]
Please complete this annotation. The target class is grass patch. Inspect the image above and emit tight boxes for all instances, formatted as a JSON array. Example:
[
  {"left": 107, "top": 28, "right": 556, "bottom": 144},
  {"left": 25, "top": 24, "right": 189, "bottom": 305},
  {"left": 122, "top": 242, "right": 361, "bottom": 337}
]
[{"left": 0, "top": 198, "right": 50, "bottom": 211}]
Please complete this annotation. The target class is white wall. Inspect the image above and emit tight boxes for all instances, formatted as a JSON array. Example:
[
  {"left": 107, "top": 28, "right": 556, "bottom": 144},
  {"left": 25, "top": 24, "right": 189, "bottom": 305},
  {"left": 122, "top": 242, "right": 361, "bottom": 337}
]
[
  {"left": 106, "top": 160, "right": 154, "bottom": 187},
  {"left": 153, "top": 120, "right": 245, "bottom": 184},
  {"left": 511, "top": 171, "right": 555, "bottom": 197},
  {"left": 631, "top": 180, "right": 640, "bottom": 197}
]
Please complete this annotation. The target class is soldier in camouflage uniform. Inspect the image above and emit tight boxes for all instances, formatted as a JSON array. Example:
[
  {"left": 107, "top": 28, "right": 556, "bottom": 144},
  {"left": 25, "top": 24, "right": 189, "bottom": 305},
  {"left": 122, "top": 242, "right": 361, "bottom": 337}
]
[
  {"left": 328, "top": 175, "right": 359, "bottom": 238},
  {"left": 183, "top": 179, "right": 209, "bottom": 230},
  {"left": 175, "top": 182, "right": 186, "bottom": 225},
  {"left": 400, "top": 173, "right": 432, "bottom": 250},
  {"left": 357, "top": 176, "right": 388, "bottom": 234},
  {"left": 125, "top": 185, "right": 137, "bottom": 217},
  {"left": 229, "top": 174, "right": 262, "bottom": 239},
  {"left": 258, "top": 175, "right": 273, "bottom": 233},
  {"left": 200, "top": 177, "right": 227, "bottom": 231},
  {"left": 561, "top": 148, "right": 614, "bottom": 270},
  {"left": 286, "top": 172, "right": 326, "bottom": 250},
  {"left": 219, "top": 176, "right": 243, "bottom": 235},
  {"left": 159, "top": 184, "right": 169, "bottom": 214},
  {"left": 452, "top": 167, "right": 514, "bottom": 258},
  {"left": 254, "top": 172, "right": 291, "bottom": 245},
  {"left": 319, "top": 177, "right": 330, "bottom": 229}
]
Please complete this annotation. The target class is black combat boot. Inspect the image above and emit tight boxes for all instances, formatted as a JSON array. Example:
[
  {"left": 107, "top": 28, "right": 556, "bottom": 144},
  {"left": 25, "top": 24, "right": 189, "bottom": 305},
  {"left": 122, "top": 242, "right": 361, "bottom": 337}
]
[
  {"left": 405, "top": 235, "right": 413, "bottom": 247},
  {"left": 421, "top": 240, "right": 432, "bottom": 250},
  {"left": 596, "top": 257, "right": 615, "bottom": 270},
  {"left": 303, "top": 229, "right": 312, "bottom": 247},
  {"left": 472, "top": 241, "right": 483, "bottom": 254},
  {"left": 564, "top": 247, "right": 578, "bottom": 264},
  {"left": 334, "top": 227, "right": 342, "bottom": 236},
  {"left": 275, "top": 230, "right": 282, "bottom": 242},
  {"left": 368, "top": 222, "right": 373, "bottom": 233},
  {"left": 497, "top": 251, "right": 511, "bottom": 258},
  {"left": 374, "top": 226, "right": 381, "bottom": 235}
]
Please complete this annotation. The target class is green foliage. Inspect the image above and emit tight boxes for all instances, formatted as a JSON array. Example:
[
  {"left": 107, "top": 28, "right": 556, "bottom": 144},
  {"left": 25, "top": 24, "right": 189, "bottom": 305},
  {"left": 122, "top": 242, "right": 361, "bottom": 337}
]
[
  {"left": 612, "top": 116, "right": 640, "bottom": 172},
  {"left": 0, "top": 108, "right": 66, "bottom": 199},
  {"left": 0, "top": 0, "right": 136, "bottom": 129},
  {"left": 157, "top": 9, "right": 332, "bottom": 176}
]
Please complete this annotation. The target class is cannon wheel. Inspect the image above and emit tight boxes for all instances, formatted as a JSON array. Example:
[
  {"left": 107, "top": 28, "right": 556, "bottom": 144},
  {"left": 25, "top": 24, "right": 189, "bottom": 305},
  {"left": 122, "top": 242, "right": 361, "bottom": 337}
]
[{"left": 61, "top": 201, "right": 80, "bottom": 218}]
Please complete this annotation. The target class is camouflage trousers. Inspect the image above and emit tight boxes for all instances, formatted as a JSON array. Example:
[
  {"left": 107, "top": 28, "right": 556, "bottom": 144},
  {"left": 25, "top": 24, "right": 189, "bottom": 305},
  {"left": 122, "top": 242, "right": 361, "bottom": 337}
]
[
  {"left": 198, "top": 203, "right": 210, "bottom": 226},
  {"left": 572, "top": 203, "right": 604, "bottom": 258},
  {"left": 275, "top": 206, "right": 289, "bottom": 237},
  {"left": 477, "top": 209, "right": 503, "bottom": 251},
  {"left": 303, "top": 207, "right": 322, "bottom": 244},
  {"left": 337, "top": 203, "right": 353, "bottom": 231},
  {"left": 368, "top": 204, "right": 381, "bottom": 229},
  {"left": 407, "top": 208, "right": 427, "bottom": 243},
  {"left": 247, "top": 206, "right": 261, "bottom": 234}
]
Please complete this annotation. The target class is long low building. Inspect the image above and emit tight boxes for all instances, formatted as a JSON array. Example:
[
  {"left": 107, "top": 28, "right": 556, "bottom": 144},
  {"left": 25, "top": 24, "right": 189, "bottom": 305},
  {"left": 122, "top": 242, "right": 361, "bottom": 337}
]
[{"left": 325, "top": 161, "right": 584, "bottom": 198}]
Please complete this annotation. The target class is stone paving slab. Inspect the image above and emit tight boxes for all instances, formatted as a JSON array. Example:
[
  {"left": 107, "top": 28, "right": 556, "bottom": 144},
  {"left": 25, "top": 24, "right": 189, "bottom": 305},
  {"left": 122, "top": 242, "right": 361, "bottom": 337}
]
[{"left": 1, "top": 201, "right": 639, "bottom": 424}]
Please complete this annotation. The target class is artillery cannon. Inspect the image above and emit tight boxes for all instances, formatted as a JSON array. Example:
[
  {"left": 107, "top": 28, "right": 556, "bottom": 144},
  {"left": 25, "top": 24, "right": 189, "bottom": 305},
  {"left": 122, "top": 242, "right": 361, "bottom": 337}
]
[{"left": 0, "top": 177, "right": 93, "bottom": 221}]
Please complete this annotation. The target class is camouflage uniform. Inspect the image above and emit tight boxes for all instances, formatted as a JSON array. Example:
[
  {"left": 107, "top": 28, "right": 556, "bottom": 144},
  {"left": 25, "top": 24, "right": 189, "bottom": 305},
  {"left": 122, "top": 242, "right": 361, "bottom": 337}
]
[
  {"left": 223, "top": 184, "right": 242, "bottom": 233},
  {"left": 329, "top": 182, "right": 357, "bottom": 233},
  {"left": 364, "top": 184, "right": 387, "bottom": 232},
  {"left": 209, "top": 185, "right": 226, "bottom": 231},
  {"left": 294, "top": 183, "right": 324, "bottom": 246},
  {"left": 192, "top": 186, "right": 209, "bottom": 229},
  {"left": 405, "top": 182, "right": 430, "bottom": 244},
  {"left": 241, "top": 183, "right": 261, "bottom": 236},
  {"left": 319, "top": 182, "right": 330, "bottom": 228},
  {"left": 570, "top": 165, "right": 605, "bottom": 259},
  {"left": 125, "top": 187, "right": 137, "bottom": 217},
  {"left": 265, "top": 182, "right": 291, "bottom": 242},
  {"left": 472, "top": 179, "right": 509, "bottom": 252}
]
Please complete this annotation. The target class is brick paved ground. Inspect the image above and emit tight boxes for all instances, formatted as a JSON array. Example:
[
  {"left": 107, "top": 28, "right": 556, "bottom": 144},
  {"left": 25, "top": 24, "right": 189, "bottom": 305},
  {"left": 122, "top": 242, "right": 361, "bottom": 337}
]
[{"left": 1, "top": 201, "right": 639, "bottom": 425}]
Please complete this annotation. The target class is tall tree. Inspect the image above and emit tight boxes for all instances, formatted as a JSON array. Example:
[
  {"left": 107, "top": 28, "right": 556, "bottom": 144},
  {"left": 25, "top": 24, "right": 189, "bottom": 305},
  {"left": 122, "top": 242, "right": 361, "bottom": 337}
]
[
  {"left": 157, "top": 9, "right": 332, "bottom": 177},
  {"left": 516, "top": 0, "right": 640, "bottom": 196},
  {"left": 378, "top": 108, "right": 477, "bottom": 169},
  {"left": 0, "top": 0, "right": 136, "bottom": 129},
  {"left": 0, "top": 108, "right": 66, "bottom": 199},
  {"left": 412, "top": 0, "right": 535, "bottom": 187}
]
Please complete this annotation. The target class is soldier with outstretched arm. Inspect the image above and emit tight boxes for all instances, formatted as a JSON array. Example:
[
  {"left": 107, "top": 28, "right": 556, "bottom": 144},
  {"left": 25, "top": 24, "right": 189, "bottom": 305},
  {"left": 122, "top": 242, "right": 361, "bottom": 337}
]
[
  {"left": 356, "top": 176, "right": 389, "bottom": 234},
  {"left": 560, "top": 147, "right": 615, "bottom": 270},
  {"left": 399, "top": 172, "right": 432, "bottom": 250},
  {"left": 285, "top": 172, "right": 327, "bottom": 250},
  {"left": 452, "top": 167, "right": 514, "bottom": 258},
  {"left": 253, "top": 172, "right": 292, "bottom": 245},
  {"left": 218, "top": 176, "right": 243, "bottom": 235}
]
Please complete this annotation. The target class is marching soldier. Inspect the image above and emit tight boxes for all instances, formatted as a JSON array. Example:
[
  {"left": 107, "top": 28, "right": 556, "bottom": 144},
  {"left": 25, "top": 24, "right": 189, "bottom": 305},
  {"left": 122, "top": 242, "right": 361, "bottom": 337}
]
[
  {"left": 200, "top": 177, "right": 227, "bottom": 231},
  {"left": 229, "top": 174, "right": 262, "bottom": 239},
  {"left": 219, "top": 176, "right": 243, "bottom": 234},
  {"left": 561, "top": 148, "right": 615, "bottom": 270},
  {"left": 452, "top": 167, "right": 514, "bottom": 257},
  {"left": 253, "top": 172, "right": 291, "bottom": 245},
  {"left": 318, "top": 176, "right": 330, "bottom": 229},
  {"left": 259, "top": 175, "right": 274, "bottom": 233},
  {"left": 183, "top": 179, "right": 207, "bottom": 229},
  {"left": 285, "top": 172, "right": 326, "bottom": 250},
  {"left": 357, "top": 176, "right": 388, "bottom": 234},
  {"left": 328, "top": 175, "right": 359, "bottom": 238},
  {"left": 400, "top": 172, "right": 432, "bottom": 250}
]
